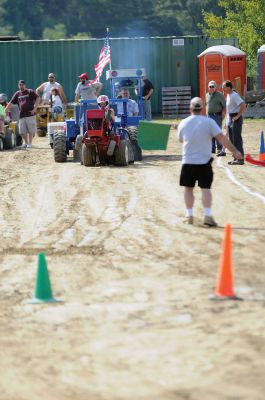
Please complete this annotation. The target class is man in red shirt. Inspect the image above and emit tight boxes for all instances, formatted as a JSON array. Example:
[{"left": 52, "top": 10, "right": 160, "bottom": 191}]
[{"left": 6, "top": 80, "right": 40, "bottom": 148}]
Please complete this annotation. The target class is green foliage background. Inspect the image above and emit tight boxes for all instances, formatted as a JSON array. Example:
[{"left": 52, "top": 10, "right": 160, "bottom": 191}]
[{"left": 1, "top": 0, "right": 264, "bottom": 76}]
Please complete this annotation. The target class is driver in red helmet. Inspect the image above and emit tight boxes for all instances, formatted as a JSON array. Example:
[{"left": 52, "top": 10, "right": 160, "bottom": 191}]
[
  {"left": 75, "top": 72, "right": 103, "bottom": 102},
  {"left": 97, "top": 95, "right": 115, "bottom": 134}
]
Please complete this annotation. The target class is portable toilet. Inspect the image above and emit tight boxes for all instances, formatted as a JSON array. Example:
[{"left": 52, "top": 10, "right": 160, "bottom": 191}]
[
  {"left": 198, "top": 45, "right": 246, "bottom": 108},
  {"left": 257, "top": 45, "right": 265, "bottom": 90}
]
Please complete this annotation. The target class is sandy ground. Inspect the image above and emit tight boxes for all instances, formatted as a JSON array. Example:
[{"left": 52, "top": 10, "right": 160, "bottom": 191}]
[{"left": 0, "top": 120, "right": 265, "bottom": 400}]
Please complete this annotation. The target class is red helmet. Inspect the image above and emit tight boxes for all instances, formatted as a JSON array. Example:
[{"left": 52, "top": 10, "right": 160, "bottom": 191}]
[{"left": 79, "top": 73, "right": 89, "bottom": 80}]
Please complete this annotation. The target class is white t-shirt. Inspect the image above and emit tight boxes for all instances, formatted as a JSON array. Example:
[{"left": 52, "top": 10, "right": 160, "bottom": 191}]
[
  {"left": 52, "top": 95, "right": 63, "bottom": 109},
  {"left": 226, "top": 90, "right": 244, "bottom": 114},
  {"left": 117, "top": 98, "right": 139, "bottom": 116},
  {"left": 42, "top": 81, "right": 61, "bottom": 102},
  {"left": 75, "top": 81, "right": 102, "bottom": 100},
  {"left": 177, "top": 115, "right": 221, "bottom": 164}
]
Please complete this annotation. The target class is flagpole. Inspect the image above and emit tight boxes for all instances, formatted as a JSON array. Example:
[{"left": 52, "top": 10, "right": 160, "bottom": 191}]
[{"left": 107, "top": 27, "right": 112, "bottom": 71}]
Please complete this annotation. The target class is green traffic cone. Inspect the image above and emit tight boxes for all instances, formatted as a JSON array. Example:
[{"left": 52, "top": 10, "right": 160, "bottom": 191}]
[{"left": 27, "top": 252, "right": 61, "bottom": 303}]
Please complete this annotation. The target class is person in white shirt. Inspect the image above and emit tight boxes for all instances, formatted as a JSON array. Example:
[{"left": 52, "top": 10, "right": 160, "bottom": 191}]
[
  {"left": 117, "top": 87, "right": 139, "bottom": 116},
  {"left": 36, "top": 73, "right": 67, "bottom": 105},
  {"left": 51, "top": 88, "right": 63, "bottom": 114},
  {"left": 222, "top": 80, "right": 246, "bottom": 165},
  {"left": 75, "top": 73, "right": 103, "bottom": 101},
  {"left": 177, "top": 97, "right": 243, "bottom": 226}
]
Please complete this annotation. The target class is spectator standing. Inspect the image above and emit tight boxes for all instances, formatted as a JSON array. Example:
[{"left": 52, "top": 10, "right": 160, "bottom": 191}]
[
  {"left": 222, "top": 80, "right": 246, "bottom": 165},
  {"left": 5, "top": 80, "right": 41, "bottom": 148},
  {"left": 75, "top": 73, "right": 103, "bottom": 102},
  {"left": 36, "top": 73, "right": 67, "bottom": 106},
  {"left": 177, "top": 97, "right": 243, "bottom": 226},
  {"left": 117, "top": 87, "right": 139, "bottom": 116},
  {"left": 206, "top": 80, "right": 226, "bottom": 156},
  {"left": 135, "top": 76, "right": 154, "bottom": 120},
  {"left": 51, "top": 88, "right": 63, "bottom": 116},
  {"left": 0, "top": 102, "right": 6, "bottom": 135}
]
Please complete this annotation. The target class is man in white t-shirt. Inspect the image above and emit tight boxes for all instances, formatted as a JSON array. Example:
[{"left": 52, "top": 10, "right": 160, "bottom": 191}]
[
  {"left": 177, "top": 97, "right": 243, "bottom": 226},
  {"left": 222, "top": 80, "right": 246, "bottom": 165},
  {"left": 117, "top": 87, "right": 139, "bottom": 116},
  {"left": 75, "top": 73, "right": 103, "bottom": 102},
  {"left": 36, "top": 73, "right": 67, "bottom": 105}
]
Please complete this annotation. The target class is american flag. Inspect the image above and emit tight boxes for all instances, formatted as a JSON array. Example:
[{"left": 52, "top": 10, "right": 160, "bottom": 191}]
[{"left": 92, "top": 30, "right": 111, "bottom": 83}]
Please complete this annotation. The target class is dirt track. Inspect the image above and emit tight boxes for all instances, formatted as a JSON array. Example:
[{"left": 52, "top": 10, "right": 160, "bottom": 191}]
[{"left": 0, "top": 120, "right": 265, "bottom": 400}]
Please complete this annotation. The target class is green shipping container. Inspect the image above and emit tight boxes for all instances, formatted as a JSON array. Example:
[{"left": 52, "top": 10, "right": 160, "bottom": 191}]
[{"left": 0, "top": 36, "right": 237, "bottom": 114}]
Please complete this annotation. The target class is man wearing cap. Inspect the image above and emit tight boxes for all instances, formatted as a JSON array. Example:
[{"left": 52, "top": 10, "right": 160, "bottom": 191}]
[
  {"left": 206, "top": 80, "right": 226, "bottom": 156},
  {"left": 177, "top": 97, "right": 243, "bottom": 226},
  {"left": 36, "top": 73, "right": 67, "bottom": 105},
  {"left": 5, "top": 80, "right": 41, "bottom": 148},
  {"left": 75, "top": 73, "right": 103, "bottom": 102}
]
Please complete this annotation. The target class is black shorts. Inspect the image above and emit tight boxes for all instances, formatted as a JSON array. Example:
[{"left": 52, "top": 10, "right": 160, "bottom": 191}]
[{"left": 180, "top": 159, "right": 213, "bottom": 189}]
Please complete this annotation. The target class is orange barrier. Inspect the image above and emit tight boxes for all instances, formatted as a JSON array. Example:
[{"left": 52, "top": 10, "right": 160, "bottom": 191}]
[{"left": 210, "top": 224, "right": 242, "bottom": 301}]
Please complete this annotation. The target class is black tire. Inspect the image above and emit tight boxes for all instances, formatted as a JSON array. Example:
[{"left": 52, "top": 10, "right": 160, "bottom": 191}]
[
  {"left": 82, "top": 143, "right": 96, "bottom": 166},
  {"left": 0, "top": 137, "right": 3, "bottom": 151},
  {"left": 74, "top": 134, "right": 83, "bottom": 162},
  {"left": 127, "top": 126, "right": 138, "bottom": 141},
  {"left": 4, "top": 128, "right": 15, "bottom": 149},
  {"left": 114, "top": 140, "right": 129, "bottom": 166},
  {"left": 131, "top": 139, "right": 142, "bottom": 161},
  {"left": 53, "top": 130, "right": 67, "bottom": 162},
  {"left": 127, "top": 127, "right": 142, "bottom": 161},
  {"left": 127, "top": 139, "right": 134, "bottom": 164},
  {"left": 16, "top": 134, "right": 23, "bottom": 147},
  {"left": 37, "top": 128, "right": 47, "bottom": 137}
]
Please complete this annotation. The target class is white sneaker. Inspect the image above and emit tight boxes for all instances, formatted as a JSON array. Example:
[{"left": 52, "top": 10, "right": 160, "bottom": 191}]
[
  {"left": 27, "top": 144, "right": 32, "bottom": 148},
  {"left": 22, "top": 143, "right": 27, "bottom": 148}
]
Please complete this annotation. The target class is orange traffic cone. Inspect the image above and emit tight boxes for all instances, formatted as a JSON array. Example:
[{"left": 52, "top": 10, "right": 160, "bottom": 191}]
[
  {"left": 259, "top": 131, "right": 265, "bottom": 162},
  {"left": 210, "top": 224, "right": 242, "bottom": 300}
]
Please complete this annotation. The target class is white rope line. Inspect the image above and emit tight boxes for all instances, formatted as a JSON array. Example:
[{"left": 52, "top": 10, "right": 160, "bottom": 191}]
[{"left": 216, "top": 157, "right": 265, "bottom": 205}]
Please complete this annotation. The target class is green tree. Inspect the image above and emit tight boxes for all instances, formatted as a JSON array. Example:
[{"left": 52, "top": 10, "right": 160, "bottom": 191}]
[
  {"left": 202, "top": 0, "right": 265, "bottom": 76},
  {"left": 42, "top": 24, "right": 67, "bottom": 40}
]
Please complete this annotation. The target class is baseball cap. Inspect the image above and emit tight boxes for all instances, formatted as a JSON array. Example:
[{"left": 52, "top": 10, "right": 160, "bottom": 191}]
[
  {"left": 79, "top": 73, "right": 89, "bottom": 80},
  {"left": 18, "top": 80, "right": 25, "bottom": 85},
  {"left": 190, "top": 97, "right": 203, "bottom": 110},
  {"left": 208, "top": 80, "right": 217, "bottom": 88}
]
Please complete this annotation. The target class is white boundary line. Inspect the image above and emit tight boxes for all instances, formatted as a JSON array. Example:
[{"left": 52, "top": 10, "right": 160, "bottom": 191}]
[{"left": 216, "top": 157, "right": 265, "bottom": 205}]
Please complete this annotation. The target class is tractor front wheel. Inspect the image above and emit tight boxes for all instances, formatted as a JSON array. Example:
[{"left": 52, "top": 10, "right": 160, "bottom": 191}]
[
  {"left": 114, "top": 140, "right": 129, "bottom": 166},
  {"left": 53, "top": 130, "right": 67, "bottom": 162},
  {"left": 4, "top": 128, "right": 15, "bottom": 149},
  {"left": 82, "top": 143, "right": 96, "bottom": 166}
]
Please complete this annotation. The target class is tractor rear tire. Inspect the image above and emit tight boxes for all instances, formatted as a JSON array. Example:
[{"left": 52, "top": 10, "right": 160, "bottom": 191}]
[
  {"left": 131, "top": 139, "right": 142, "bottom": 161},
  {"left": 53, "top": 130, "right": 67, "bottom": 162},
  {"left": 82, "top": 143, "right": 96, "bottom": 166},
  {"left": 73, "top": 134, "right": 83, "bottom": 162},
  {"left": 16, "top": 134, "right": 23, "bottom": 147},
  {"left": 114, "top": 140, "right": 129, "bottom": 166},
  {"left": 4, "top": 128, "right": 15, "bottom": 149},
  {"left": 127, "top": 127, "right": 142, "bottom": 161},
  {"left": 10, "top": 121, "right": 22, "bottom": 146},
  {"left": 127, "top": 139, "right": 134, "bottom": 164}
]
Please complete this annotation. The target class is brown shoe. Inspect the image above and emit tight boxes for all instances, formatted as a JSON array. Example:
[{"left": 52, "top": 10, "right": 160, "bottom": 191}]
[
  {"left": 183, "top": 216, "right": 193, "bottom": 225},
  {"left": 203, "top": 216, "right": 217, "bottom": 227}
]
